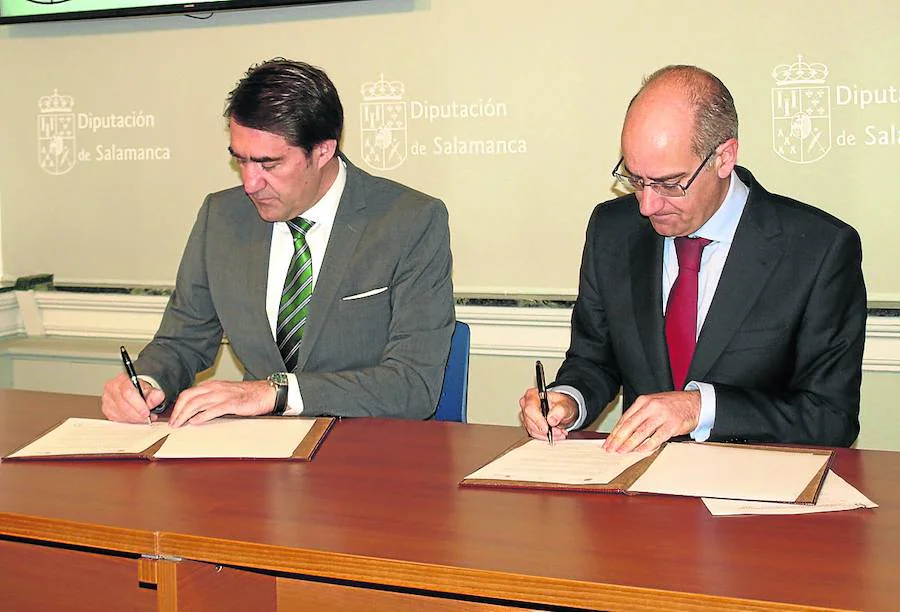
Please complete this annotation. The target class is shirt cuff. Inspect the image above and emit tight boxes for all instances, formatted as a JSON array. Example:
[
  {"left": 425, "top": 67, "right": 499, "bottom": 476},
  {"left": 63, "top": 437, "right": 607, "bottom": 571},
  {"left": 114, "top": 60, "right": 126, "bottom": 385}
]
[
  {"left": 686, "top": 380, "right": 716, "bottom": 441},
  {"left": 547, "top": 384, "right": 587, "bottom": 431},
  {"left": 281, "top": 373, "right": 305, "bottom": 416}
]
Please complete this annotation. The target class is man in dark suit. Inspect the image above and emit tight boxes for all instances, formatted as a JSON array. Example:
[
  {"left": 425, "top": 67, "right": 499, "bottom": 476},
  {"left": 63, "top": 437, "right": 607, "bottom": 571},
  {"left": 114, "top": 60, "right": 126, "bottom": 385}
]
[
  {"left": 520, "top": 65, "right": 866, "bottom": 451},
  {"left": 101, "top": 59, "right": 454, "bottom": 425}
]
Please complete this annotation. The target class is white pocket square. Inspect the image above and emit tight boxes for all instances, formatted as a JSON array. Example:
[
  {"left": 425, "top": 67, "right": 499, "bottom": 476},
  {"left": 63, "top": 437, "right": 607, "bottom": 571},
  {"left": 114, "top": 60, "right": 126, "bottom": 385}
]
[{"left": 342, "top": 286, "right": 389, "bottom": 301}]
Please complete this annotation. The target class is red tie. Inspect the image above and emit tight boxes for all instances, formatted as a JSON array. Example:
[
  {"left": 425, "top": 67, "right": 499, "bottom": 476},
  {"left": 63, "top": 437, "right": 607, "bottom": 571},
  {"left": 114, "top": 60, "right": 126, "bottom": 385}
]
[{"left": 666, "top": 237, "right": 712, "bottom": 390}]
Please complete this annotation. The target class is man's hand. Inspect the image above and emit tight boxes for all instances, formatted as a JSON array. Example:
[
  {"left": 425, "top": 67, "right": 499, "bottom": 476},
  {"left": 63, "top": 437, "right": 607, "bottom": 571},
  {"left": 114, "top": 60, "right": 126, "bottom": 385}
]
[
  {"left": 101, "top": 373, "right": 166, "bottom": 423},
  {"left": 168, "top": 380, "right": 276, "bottom": 428},
  {"left": 519, "top": 387, "right": 578, "bottom": 443},
  {"left": 603, "top": 390, "right": 701, "bottom": 453}
]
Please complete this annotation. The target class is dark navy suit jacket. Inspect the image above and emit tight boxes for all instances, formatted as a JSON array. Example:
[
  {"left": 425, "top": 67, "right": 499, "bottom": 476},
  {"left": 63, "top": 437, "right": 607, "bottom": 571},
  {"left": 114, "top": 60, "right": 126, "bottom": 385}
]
[{"left": 555, "top": 166, "right": 866, "bottom": 446}]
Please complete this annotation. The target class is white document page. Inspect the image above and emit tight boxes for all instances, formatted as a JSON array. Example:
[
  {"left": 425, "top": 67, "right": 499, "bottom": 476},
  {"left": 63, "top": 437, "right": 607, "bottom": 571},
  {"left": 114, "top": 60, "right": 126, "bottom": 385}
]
[
  {"left": 629, "top": 443, "right": 829, "bottom": 503},
  {"left": 703, "top": 471, "right": 878, "bottom": 516},
  {"left": 464, "top": 439, "right": 653, "bottom": 485},
  {"left": 6, "top": 417, "right": 169, "bottom": 458},
  {"left": 153, "top": 418, "right": 316, "bottom": 459}
]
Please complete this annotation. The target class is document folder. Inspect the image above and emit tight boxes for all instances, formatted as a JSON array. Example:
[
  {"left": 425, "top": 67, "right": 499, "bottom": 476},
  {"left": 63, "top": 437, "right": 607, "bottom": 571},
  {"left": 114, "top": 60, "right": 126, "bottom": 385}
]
[
  {"left": 3, "top": 416, "right": 335, "bottom": 462},
  {"left": 461, "top": 439, "right": 833, "bottom": 505}
]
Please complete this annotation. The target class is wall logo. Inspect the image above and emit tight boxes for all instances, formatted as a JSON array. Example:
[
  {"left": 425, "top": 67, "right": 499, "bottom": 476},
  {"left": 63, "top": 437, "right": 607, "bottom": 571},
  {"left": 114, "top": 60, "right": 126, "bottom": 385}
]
[
  {"left": 360, "top": 75, "right": 407, "bottom": 171},
  {"left": 38, "top": 90, "right": 76, "bottom": 175},
  {"left": 358, "top": 74, "right": 526, "bottom": 169},
  {"left": 771, "top": 56, "right": 831, "bottom": 164},
  {"left": 34, "top": 90, "right": 169, "bottom": 174}
]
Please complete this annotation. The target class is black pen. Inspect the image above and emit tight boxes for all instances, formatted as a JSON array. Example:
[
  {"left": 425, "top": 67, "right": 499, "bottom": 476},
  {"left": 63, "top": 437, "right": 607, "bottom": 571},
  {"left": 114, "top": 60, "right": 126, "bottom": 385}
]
[
  {"left": 535, "top": 360, "right": 553, "bottom": 446},
  {"left": 120, "top": 346, "right": 149, "bottom": 424}
]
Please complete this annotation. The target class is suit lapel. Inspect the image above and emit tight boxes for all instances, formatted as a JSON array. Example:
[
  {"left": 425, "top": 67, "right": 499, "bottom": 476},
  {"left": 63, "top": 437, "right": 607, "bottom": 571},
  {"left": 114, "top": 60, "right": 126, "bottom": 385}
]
[
  {"left": 629, "top": 225, "right": 671, "bottom": 389},
  {"left": 245, "top": 212, "right": 286, "bottom": 371},
  {"left": 294, "top": 158, "right": 368, "bottom": 370},
  {"left": 689, "top": 174, "right": 783, "bottom": 381}
]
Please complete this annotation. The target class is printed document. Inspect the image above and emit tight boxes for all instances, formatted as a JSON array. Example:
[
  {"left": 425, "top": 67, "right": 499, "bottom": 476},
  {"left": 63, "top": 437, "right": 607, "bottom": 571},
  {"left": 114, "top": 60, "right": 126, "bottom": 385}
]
[
  {"left": 6, "top": 418, "right": 169, "bottom": 457},
  {"left": 464, "top": 439, "right": 653, "bottom": 485}
]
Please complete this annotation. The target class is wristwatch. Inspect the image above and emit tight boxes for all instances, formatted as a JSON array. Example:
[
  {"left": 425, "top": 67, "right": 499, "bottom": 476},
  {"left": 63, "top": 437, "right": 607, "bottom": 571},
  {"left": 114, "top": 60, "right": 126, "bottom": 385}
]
[{"left": 266, "top": 372, "right": 289, "bottom": 416}]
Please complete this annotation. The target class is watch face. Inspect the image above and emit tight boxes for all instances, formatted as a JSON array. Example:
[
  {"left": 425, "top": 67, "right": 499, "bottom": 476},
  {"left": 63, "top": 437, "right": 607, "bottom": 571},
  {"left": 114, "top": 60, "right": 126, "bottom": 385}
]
[{"left": 271, "top": 372, "right": 289, "bottom": 386}]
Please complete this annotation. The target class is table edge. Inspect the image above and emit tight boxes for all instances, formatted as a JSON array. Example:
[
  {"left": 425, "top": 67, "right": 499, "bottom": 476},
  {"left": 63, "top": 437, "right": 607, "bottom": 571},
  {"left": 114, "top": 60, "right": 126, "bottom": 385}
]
[
  {"left": 0, "top": 512, "right": 156, "bottom": 555},
  {"left": 158, "top": 532, "right": 844, "bottom": 611}
]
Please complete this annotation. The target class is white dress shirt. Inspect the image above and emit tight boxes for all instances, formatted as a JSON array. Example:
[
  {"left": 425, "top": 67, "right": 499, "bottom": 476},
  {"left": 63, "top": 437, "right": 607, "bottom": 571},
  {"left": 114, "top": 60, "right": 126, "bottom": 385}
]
[
  {"left": 561, "top": 171, "right": 749, "bottom": 438},
  {"left": 266, "top": 157, "right": 347, "bottom": 415}
]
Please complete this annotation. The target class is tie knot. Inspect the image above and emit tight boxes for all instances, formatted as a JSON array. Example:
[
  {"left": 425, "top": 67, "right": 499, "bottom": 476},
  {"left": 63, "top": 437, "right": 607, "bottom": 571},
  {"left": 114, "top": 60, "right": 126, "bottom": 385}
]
[
  {"left": 674, "top": 236, "right": 711, "bottom": 272},
  {"left": 287, "top": 217, "right": 314, "bottom": 239}
]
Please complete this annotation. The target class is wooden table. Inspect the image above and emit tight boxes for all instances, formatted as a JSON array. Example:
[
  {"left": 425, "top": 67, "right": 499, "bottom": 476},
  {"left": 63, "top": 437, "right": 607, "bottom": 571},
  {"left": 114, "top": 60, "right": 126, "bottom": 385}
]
[{"left": 0, "top": 389, "right": 895, "bottom": 611}]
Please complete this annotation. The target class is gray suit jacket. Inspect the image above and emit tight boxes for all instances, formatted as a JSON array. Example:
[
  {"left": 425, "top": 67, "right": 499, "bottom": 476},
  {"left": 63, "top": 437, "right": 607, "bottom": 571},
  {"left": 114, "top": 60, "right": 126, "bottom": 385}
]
[
  {"left": 136, "top": 156, "right": 455, "bottom": 419},
  {"left": 555, "top": 167, "right": 866, "bottom": 446}
]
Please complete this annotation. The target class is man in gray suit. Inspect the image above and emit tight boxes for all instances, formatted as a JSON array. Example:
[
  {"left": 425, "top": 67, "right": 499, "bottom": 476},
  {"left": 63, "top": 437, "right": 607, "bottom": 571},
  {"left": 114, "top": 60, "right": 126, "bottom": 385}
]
[
  {"left": 520, "top": 65, "right": 866, "bottom": 451},
  {"left": 102, "top": 59, "right": 454, "bottom": 425}
]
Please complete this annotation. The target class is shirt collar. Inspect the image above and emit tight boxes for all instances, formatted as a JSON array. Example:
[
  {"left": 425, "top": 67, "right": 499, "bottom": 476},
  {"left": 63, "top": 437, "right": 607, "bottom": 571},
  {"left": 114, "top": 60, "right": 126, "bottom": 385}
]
[
  {"left": 300, "top": 156, "right": 346, "bottom": 226},
  {"left": 691, "top": 169, "right": 749, "bottom": 244}
]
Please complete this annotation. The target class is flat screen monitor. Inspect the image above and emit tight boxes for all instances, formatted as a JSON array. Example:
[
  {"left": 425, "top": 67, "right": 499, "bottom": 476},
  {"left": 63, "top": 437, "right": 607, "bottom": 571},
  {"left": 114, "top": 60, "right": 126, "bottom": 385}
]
[{"left": 0, "top": 0, "right": 361, "bottom": 25}]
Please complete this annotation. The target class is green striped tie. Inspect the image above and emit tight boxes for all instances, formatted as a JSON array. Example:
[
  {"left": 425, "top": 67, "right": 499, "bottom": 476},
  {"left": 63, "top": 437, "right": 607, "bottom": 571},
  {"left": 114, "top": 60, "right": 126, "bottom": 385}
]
[{"left": 277, "top": 218, "right": 315, "bottom": 371}]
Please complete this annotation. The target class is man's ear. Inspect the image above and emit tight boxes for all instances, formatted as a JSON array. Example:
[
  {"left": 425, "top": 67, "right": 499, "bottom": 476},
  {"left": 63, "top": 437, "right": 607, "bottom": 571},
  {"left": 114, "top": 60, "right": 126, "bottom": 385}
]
[
  {"left": 716, "top": 138, "right": 739, "bottom": 178},
  {"left": 312, "top": 139, "right": 338, "bottom": 169}
]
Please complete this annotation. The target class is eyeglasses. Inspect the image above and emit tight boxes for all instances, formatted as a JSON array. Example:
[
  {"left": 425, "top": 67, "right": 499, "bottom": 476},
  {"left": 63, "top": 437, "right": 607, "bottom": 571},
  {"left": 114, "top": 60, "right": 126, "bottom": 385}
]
[{"left": 611, "top": 147, "right": 718, "bottom": 198}]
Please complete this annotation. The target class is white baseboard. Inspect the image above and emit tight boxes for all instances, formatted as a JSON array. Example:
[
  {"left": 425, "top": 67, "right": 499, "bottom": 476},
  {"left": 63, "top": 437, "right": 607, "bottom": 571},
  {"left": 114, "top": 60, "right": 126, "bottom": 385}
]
[{"left": 1, "top": 291, "right": 898, "bottom": 372}]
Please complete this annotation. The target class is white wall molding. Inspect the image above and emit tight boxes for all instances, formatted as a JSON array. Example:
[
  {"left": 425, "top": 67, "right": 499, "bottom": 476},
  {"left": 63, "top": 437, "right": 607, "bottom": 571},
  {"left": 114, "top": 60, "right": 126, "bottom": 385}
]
[
  {"left": 14, "top": 291, "right": 44, "bottom": 336},
  {"left": 863, "top": 317, "right": 900, "bottom": 372},
  {"left": 0, "top": 291, "right": 897, "bottom": 371},
  {"left": 0, "top": 292, "right": 24, "bottom": 338},
  {"left": 33, "top": 292, "right": 168, "bottom": 340},
  {"left": 456, "top": 304, "right": 572, "bottom": 358}
]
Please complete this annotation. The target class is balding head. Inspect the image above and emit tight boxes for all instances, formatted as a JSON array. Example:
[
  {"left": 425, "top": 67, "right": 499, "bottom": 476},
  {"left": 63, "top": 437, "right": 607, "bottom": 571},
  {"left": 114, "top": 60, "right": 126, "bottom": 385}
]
[
  {"left": 626, "top": 65, "right": 738, "bottom": 158},
  {"left": 618, "top": 66, "right": 740, "bottom": 237}
]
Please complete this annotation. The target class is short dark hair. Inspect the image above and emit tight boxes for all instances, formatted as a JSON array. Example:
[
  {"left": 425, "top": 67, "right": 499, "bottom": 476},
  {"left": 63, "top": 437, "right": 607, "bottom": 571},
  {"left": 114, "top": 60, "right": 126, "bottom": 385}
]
[
  {"left": 630, "top": 65, "right": 738, "bottom": 158},
  {"left": 225, "top": 58, "right": 343, "bottom": 154}
]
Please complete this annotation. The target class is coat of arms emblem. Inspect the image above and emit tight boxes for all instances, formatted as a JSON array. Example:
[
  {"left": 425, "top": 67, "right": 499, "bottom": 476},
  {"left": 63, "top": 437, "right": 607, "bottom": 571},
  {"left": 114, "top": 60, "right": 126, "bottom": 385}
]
[
  {"left": 771, "top": 56, "right": 831, "bottom": 164},
  {"left": 38, "top": 90, "right": 76, "bottom": 175},
  {"left": 360, "top": 76, "right": 407, "bottom": 171}
]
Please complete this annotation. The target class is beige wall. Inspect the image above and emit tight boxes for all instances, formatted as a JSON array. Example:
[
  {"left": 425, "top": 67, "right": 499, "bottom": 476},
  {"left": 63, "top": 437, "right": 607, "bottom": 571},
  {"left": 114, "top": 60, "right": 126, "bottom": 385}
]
[{"left": 0, "top": 0, "right": 898, "bottom": 299}]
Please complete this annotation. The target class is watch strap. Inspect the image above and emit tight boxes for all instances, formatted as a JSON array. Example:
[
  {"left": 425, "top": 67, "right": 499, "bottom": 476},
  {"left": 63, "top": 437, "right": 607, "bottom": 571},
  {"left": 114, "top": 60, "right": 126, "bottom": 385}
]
[
  {"left": 272, "top": 383, "right": 288, "bottom": 415},
  {"left": 268, "top": 373, "right": 289, "bottom": 416}
]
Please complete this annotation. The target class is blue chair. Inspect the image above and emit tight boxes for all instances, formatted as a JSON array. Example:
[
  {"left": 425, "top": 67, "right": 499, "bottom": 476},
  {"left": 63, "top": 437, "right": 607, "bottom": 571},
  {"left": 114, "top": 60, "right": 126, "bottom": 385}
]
[{"left": 434, "top": 321, "right": 470, "bottom": 422}]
